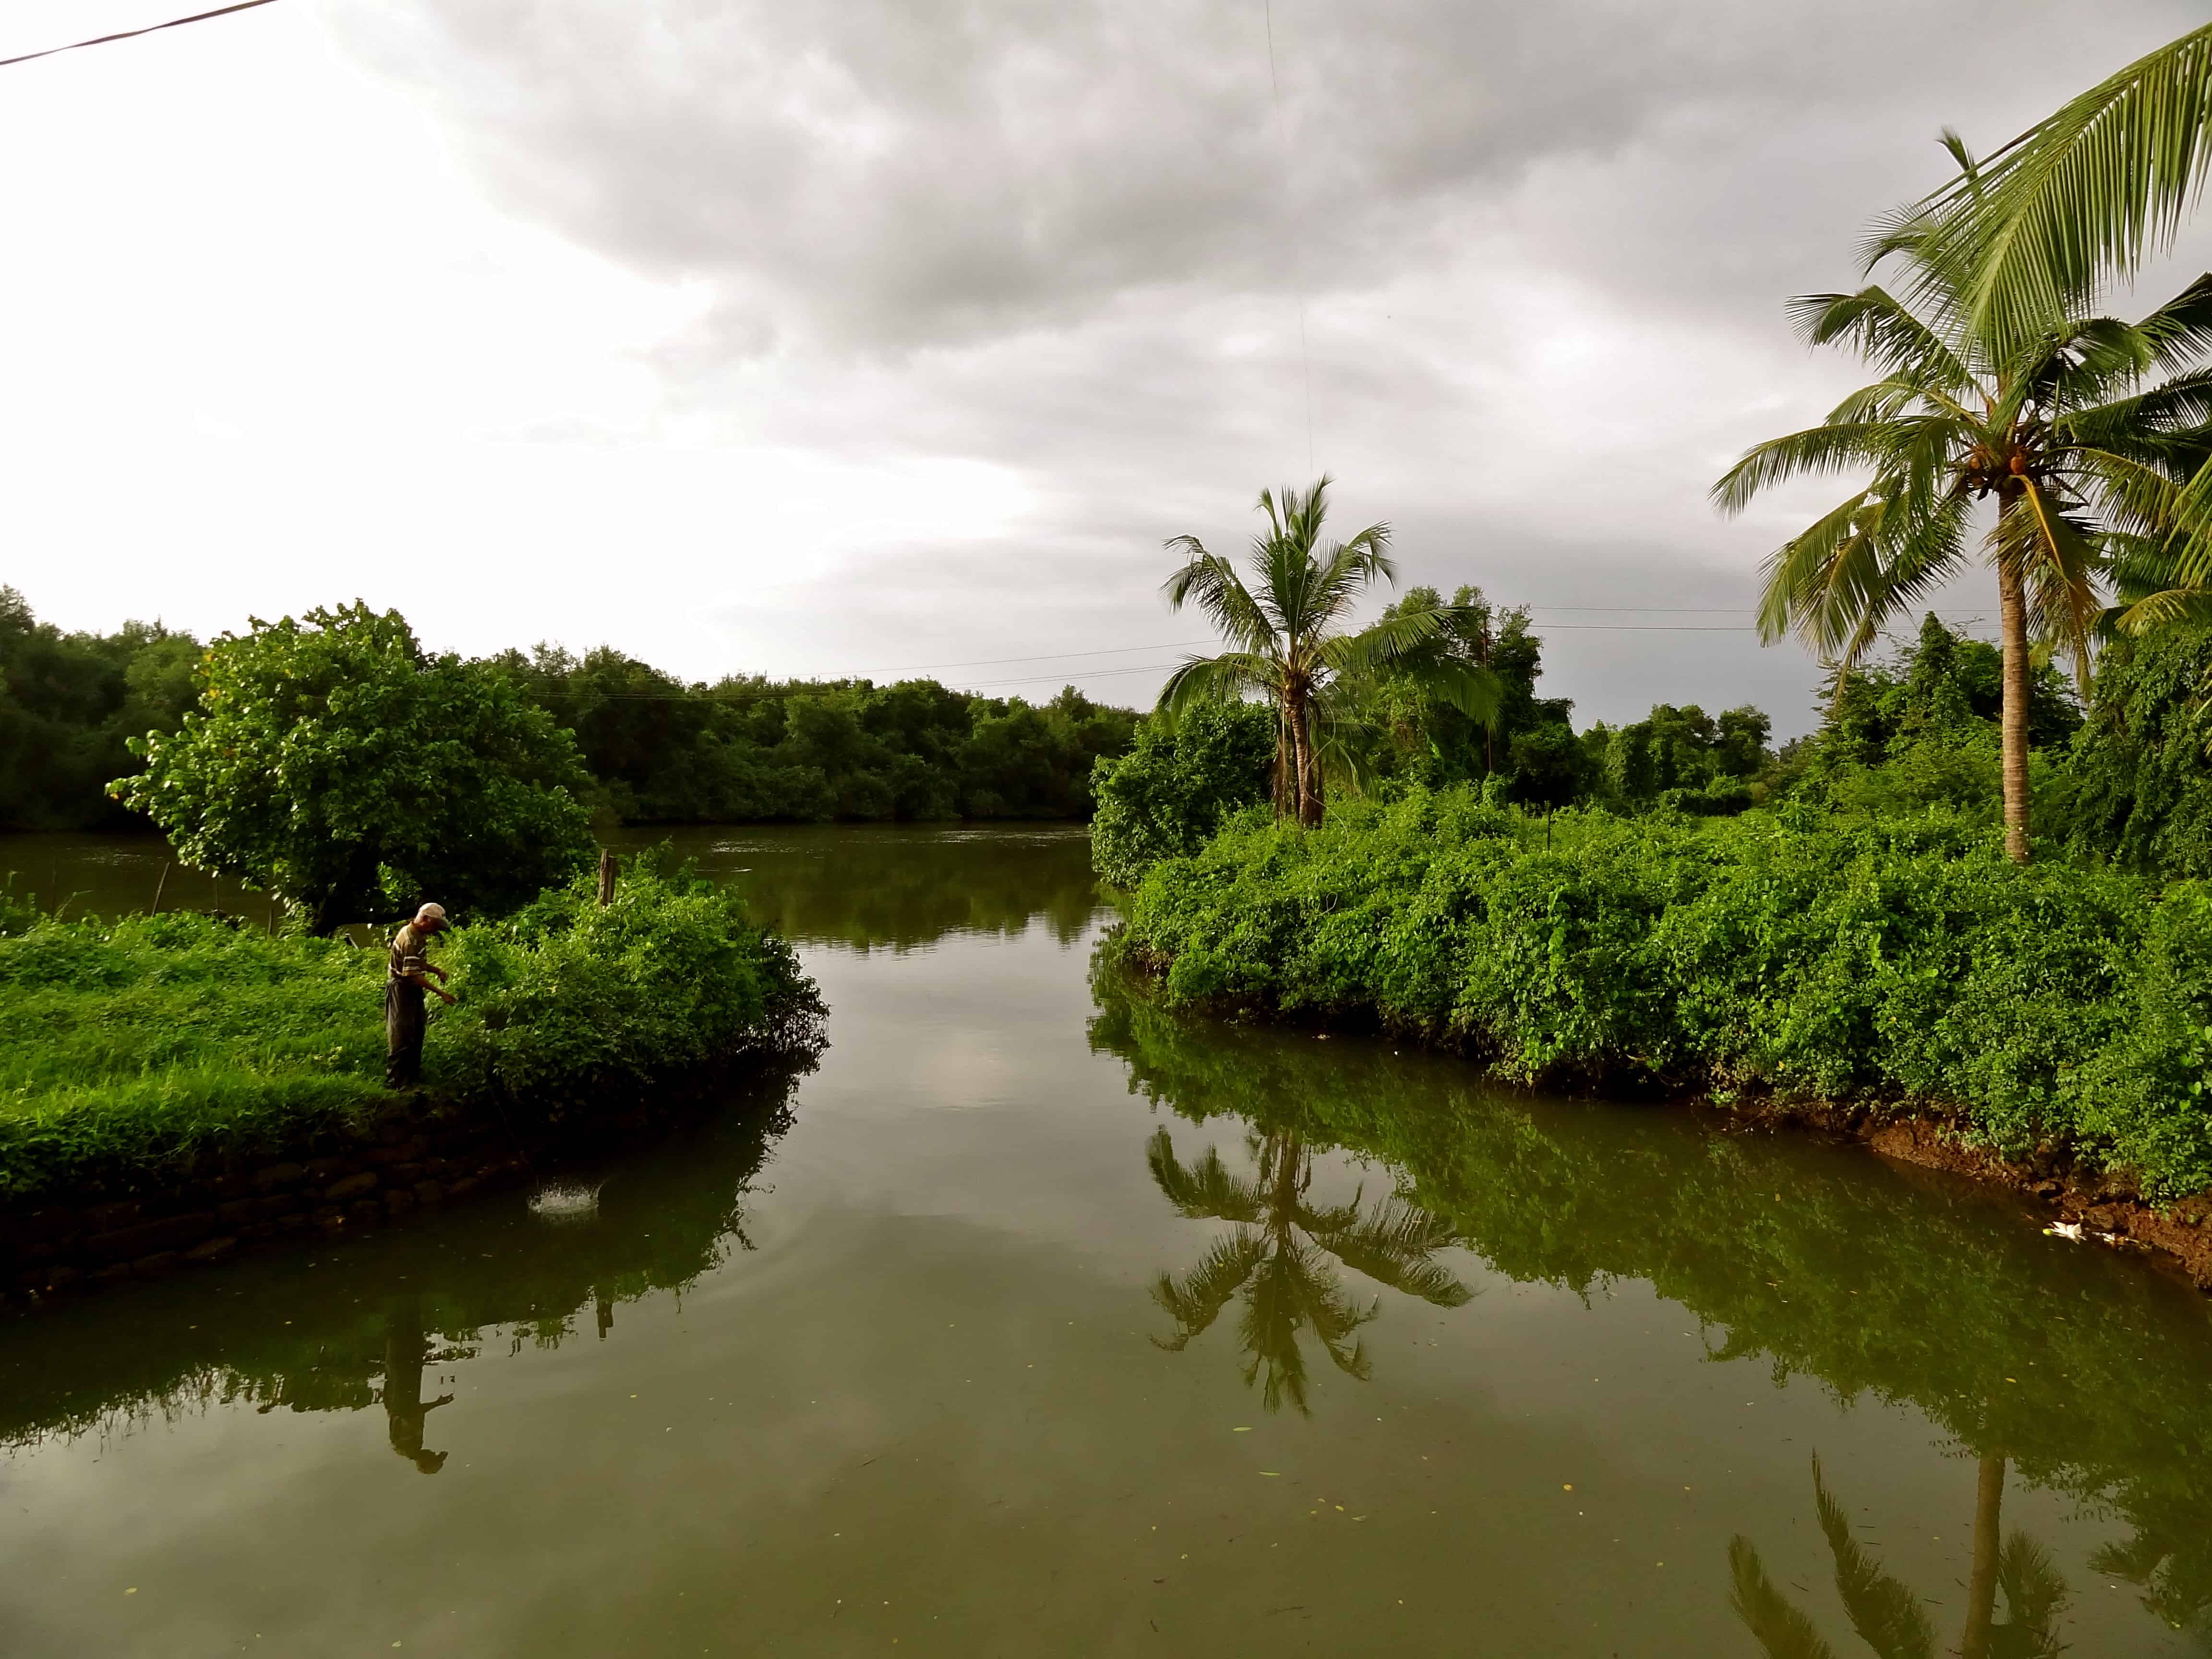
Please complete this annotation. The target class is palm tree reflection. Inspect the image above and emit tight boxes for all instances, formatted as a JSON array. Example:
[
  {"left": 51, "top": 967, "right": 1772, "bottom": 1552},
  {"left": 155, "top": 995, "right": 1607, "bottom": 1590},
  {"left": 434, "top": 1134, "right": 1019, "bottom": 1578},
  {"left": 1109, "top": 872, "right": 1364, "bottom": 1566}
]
[
  {"left": 1146, "top": 1125, "right": 1473, "bottom": 1414},
  {"left": 1729, "top": 1455, "right": 2067, "bottom": 1659}
]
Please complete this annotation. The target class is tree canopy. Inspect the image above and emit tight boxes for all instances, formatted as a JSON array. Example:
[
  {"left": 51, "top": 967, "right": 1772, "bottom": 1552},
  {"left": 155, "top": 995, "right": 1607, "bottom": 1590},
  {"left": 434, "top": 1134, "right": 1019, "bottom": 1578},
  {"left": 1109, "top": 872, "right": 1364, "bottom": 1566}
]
[{"left": 114, "top": 603, "right": 596, "bottom": 932}]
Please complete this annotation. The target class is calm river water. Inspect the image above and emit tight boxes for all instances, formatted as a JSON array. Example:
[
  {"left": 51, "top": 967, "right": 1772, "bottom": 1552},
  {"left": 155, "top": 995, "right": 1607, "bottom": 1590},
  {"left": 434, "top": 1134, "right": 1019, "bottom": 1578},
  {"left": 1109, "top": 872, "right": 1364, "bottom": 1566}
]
[{"left": 4, "top": 825, "right": 2211, "bottom": 1656}]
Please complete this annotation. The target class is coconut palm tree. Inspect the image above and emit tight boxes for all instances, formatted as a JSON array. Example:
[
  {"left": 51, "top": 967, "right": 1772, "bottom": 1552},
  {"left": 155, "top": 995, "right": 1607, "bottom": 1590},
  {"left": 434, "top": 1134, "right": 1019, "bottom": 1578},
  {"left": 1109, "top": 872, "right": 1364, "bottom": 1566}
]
[
  {"left": 1147, "top": 1125, "right": 1473, "bottom": 1415},
  {"left": 1917, "top": 25, "right": 2212, "bottom": 629},
  {"left": 1158, "top": 478, "right": 1501, "bottom": 827},
  {"left": 1713, "top": 144, "right": 2212, "bottom": 862},
  {"left": 1729, "top": 1455, "right": 2067, "bottom": 1659}
]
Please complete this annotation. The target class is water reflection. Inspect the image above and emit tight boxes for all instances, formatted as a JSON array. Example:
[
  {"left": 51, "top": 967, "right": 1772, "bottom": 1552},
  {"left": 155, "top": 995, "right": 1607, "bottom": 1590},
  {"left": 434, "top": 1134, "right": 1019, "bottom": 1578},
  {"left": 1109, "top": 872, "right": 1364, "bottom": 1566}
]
[
  {"left": 1729, "top": 1455, "right": 2067, "bottom": 1659},
  {"left": 381, "top": 1296, "right": 455, "bottom": 1474},
  {"left": 0, "top": 1062, "right": 803, "bottom": 1462},
  {"left": 1146, "top": 1125, "right": 1470, "bottom": 1413},
  {"left": 1089, "top": 962, "right": 2212, "bottom": 1638},
  {"left": 605, "top": 824, "right": 1102, "bottom": 950}
]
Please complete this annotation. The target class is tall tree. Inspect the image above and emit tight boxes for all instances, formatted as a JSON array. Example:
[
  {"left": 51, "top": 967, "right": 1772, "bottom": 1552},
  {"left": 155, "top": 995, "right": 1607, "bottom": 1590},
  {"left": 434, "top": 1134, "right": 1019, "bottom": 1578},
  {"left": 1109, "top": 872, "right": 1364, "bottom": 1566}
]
[
  {"left": 1156, "top": 478, "right": 1501, "bottom": 826},
  {"left": 1714, "top": 146, "right": 2212, "bottom": 861}
]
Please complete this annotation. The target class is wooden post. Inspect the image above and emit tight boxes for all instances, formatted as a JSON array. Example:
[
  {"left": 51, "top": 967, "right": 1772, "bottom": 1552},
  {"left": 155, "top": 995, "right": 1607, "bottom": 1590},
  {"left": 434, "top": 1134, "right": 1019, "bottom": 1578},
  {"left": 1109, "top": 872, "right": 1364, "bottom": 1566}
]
[
  {"left": 597, "top": 849, "right": 618, "bottom": 907},
  {"left": 151, "top": 861, "right": 169, "bottom": 915}
]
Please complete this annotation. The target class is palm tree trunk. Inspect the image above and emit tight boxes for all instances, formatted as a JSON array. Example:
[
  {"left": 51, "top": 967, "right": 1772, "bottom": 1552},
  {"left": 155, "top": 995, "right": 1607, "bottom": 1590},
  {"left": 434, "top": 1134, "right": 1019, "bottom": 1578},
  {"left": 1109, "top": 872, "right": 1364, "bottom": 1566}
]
[
  {"left": 1292, "top": 703, "right": 1309, "bottom": 831},
  {"left": 1287, "top": 692, "right": 1321, "bottom": 828},
  {"left": 1996, "top": 555, "right": 2032, "bottom": 864},
  {"left": 1960, "top": 1452, "right": 2006, "bottom": 1659}
]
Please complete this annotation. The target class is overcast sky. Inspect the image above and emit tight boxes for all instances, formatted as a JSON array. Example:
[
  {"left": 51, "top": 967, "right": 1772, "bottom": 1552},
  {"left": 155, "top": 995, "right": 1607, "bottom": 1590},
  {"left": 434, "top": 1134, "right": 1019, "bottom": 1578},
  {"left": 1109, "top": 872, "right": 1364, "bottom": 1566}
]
[{"left": 3, "top": 0, "right": 2205, "bottom": 735}]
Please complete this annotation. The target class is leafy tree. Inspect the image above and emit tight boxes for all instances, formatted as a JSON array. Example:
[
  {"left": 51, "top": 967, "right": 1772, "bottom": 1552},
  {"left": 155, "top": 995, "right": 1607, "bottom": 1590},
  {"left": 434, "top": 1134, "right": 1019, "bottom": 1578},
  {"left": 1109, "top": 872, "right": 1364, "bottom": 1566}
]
[
  {"left": 115, "top": 603, "right": 595, "bottom": 932},
  {"left": 0, "top": 588, "right": 200, "bottom": 830},
  {"left": 1503, "top": 720, "right": 1596, "bottom": 809},
  {"left": 1715, "top": 144, "right": 2212, "bottom": 861},
  {"left": 1581, "top": 702, "right": 1771, "bottom": 814},
  {"left": 1145, "top": 1124, "right": 1471, "bottom": 1414},
  {"left": 2060, "top": 620, "right": 2212, "bottom": 876},
  {"left": 1088, "top": 700, "right": 1276, "bottom": 888},
  {"left": 1351, "top": 584, "right": 1580, "bottom": 798},
  {"left": 1157, "top": 478, "right": 1501, "bottom": 826}
]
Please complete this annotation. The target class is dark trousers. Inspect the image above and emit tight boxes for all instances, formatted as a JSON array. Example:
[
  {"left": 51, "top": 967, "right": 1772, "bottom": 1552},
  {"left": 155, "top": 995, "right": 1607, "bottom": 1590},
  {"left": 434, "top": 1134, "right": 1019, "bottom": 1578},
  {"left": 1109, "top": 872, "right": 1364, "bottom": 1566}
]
[{"left": 385, "top": 977, "right": 426, "bottom": 1089}]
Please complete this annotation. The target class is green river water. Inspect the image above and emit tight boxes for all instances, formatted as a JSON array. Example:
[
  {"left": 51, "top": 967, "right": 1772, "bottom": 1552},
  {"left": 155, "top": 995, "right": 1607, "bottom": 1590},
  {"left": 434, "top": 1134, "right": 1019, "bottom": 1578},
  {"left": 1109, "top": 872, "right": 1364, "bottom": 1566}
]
[{"left": 3, "top": 825, "right": 2211, "bottom": 1656}]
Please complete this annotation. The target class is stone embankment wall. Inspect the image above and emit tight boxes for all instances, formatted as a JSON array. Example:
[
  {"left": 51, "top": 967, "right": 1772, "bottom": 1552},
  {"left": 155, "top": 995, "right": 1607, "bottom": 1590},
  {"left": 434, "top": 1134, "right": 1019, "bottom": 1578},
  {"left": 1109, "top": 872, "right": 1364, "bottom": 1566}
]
[{"left": 0, "top": 1100, "right": 664, "bottom": 1304}]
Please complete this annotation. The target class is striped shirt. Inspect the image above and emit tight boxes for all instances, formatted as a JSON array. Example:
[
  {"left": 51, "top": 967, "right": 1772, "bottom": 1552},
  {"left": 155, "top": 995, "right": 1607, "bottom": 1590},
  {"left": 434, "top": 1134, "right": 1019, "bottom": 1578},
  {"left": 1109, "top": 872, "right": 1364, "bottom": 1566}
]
[{"left": 387, "top": 922, "right": 433, "bottom": 982}]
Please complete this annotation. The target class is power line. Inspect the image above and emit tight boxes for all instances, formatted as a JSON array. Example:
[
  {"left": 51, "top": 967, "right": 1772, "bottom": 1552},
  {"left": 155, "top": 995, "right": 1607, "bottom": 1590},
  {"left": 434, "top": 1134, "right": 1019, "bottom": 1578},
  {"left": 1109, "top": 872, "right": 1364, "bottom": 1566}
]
[
  {"left": 883, "top": 639, "right": 1214, "bottom": 672},
  {"left": 0, "top": 0, "right": 279, "bottom": 70}
]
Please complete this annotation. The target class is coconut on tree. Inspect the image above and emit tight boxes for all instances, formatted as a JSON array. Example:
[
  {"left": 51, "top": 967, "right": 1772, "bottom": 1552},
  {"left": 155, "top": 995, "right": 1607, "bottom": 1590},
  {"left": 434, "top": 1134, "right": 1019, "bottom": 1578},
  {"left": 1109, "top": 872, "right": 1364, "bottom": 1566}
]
[
  {"left": 1156, "top": 477, "right": 1502, "bottom": 827},
  {"left": 1714, "top": 139, "right": 2212, "bottom": 862}
]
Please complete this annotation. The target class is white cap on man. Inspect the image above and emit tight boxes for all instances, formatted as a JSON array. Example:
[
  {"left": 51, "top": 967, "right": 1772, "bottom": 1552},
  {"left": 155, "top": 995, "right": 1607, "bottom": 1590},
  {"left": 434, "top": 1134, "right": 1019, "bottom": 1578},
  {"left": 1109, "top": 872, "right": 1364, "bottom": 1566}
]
[{"left": 414, "top": 902, "right": 447, "bottom": 927}]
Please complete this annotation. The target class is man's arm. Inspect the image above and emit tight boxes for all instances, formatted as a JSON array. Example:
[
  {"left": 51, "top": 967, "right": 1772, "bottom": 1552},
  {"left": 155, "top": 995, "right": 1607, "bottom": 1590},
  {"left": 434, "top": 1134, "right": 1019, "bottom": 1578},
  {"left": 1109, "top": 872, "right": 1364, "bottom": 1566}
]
[{"left": 407, "top": 969, "right": 456, "bottom": 1006}]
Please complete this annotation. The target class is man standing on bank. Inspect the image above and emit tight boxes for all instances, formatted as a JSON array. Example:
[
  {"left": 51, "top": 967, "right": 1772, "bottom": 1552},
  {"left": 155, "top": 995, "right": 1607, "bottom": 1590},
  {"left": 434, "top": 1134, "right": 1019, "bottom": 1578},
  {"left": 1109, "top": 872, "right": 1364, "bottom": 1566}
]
[{"left": 385, "top": 902, "right": 455, "bottom": 1089}]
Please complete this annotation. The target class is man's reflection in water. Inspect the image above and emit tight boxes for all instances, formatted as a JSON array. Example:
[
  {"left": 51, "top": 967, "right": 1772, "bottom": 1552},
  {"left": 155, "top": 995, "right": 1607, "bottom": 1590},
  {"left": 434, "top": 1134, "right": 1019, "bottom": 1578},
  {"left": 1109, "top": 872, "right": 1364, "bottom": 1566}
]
[{"left": 381, "top": 1295, "right": 454, "bottom": 1474}]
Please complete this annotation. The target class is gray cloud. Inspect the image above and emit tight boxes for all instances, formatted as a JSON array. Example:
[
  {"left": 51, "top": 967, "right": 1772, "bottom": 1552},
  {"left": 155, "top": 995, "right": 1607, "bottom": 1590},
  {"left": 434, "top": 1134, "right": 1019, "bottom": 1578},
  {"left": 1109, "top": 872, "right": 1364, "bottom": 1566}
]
[
  {"left": 302, "top": 0, "right": 2212, "bottom": 736},
  {"left": 353, "top": 0, "right": 2195, "bottom": 351}
]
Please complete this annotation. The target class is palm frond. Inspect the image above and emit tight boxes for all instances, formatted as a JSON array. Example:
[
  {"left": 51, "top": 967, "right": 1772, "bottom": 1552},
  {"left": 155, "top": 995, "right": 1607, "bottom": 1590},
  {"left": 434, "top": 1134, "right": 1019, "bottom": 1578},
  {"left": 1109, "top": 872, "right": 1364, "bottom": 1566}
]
[
  {"left": 1149, "top": 1233, "right": 1268, "bottom": 1352},
  {"left": 2003, "top": 482, "right": 2108, "bottom": 686},
  {"left": 1811, "top": 1458, "right": 1937, "bottom": 1659},
  {"left": 1161, "top": 543, "right": 1278, "bottom": 653},
  {"left": 1310, "top": 1200, "right": 1474, "bottom": 1308},
  {"left": 1923, "top": 24, "right": 2212, "bottom": 346},
  {"left": 1788, "top": 285, "right": 1972, "bottom": 390},
  {"left": 1156, "top": 653, "right": 1276, "bottom": 722},
  {"left": 1994, "top": 1531, "right": 2070, "bottom": 1658},
  {"left": 2133, "top": 270, "right": 2212, "bottom": 372},
  {"left": 1756, "top": 483, "right": 1972, "bottom": 660},
  {"left": 1145, "top": 1129, "right": 1266, "bottom": 1222},
  {"left": 1713, "top": 421, "right": 1922, "bottom": 515},
  {"left": 1728, "top": 1537, "right": 1843, "bottom": 1659}
]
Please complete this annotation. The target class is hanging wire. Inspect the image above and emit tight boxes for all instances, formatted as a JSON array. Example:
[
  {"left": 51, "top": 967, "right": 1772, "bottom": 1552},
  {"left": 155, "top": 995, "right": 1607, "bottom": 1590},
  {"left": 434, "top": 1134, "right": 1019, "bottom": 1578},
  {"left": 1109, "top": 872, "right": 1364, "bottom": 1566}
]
[{"left": 0, "top": 0, "right": 280, "bottom": 71}]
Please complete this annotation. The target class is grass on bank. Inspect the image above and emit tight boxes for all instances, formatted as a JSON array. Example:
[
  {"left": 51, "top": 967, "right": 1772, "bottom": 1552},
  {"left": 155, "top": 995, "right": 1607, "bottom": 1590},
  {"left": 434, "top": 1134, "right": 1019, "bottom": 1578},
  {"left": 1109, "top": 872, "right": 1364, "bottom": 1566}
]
[
  {"left": 0, "top": 860, "right": 822, "bottom": 1203},
  {"left": 1107, "top": 788, "right": 2212, "bottom": 1199}
]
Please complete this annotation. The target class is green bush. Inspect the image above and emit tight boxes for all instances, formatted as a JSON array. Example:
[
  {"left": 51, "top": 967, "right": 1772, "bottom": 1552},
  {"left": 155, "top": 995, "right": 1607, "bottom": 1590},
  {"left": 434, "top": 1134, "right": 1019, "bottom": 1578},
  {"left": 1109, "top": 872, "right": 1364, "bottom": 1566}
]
[
  {"left": 0, "top": 859, "right": 822, "bottom": 1202},
  {"left": 1108, "top": 787, "right": 2212, "bottom": 1197},
  {"left": 1088, "top": 701, "right": 1276, "bottom": 887}
]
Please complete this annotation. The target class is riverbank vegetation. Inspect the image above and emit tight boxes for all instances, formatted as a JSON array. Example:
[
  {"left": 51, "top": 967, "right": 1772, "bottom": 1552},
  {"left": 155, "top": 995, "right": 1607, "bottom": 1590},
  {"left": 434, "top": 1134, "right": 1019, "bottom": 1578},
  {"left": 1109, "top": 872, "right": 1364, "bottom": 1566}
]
[
  {"left": 0, "top": 588, "right": 1137, "bottom": 835},
  {"left": 1106, "top": 792, "right": 2212, "bottom": 1196},
  {"left": 1099, "top": 26, "right": 2212, "bottom": 1211},
  {"left": 0, "top": 857, "right": 822, "bottom": 1205}
]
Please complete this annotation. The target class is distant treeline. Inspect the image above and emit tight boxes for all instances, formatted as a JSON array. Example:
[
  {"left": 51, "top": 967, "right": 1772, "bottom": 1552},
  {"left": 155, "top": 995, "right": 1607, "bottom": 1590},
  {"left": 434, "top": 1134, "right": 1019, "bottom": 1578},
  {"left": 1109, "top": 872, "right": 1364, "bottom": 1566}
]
[
  {"left": 0, "top": 589, "right": 1137, "bottom": 831},
  {"left": 491, "top": 646, "right": 1136, "bottom": 824}
]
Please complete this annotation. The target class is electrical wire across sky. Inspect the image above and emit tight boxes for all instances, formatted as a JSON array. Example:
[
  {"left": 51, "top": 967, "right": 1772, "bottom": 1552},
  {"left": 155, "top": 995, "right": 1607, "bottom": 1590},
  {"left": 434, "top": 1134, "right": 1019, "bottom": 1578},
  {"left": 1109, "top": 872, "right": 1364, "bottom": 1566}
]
[{"left": 0, "top": 0, "right": 279, "bottom": 70}]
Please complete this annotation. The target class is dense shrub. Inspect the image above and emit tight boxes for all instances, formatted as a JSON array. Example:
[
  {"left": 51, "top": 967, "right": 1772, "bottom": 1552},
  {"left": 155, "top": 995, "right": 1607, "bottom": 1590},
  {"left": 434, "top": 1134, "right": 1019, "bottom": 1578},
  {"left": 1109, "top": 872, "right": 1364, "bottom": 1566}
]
[
  {"left": 1087, "top": 701, "right": 1277, "bottom": 887},
  {"left": 0, "top": 859, "right": 821, "bottom": 1201},
  {"left": 1109, "top": 787, "right": 2212, "bottom": 1196},
  {"left": 2060, "top": 622, "right": 2212, "bottom": 878}
]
